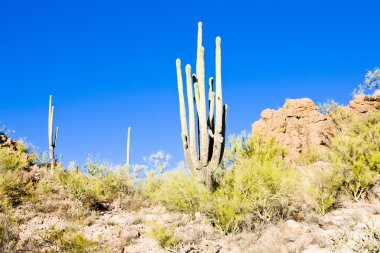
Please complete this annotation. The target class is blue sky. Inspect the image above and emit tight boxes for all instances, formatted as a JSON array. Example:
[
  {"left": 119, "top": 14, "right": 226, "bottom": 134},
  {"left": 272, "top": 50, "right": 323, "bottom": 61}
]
[{"left": 1, "top": 0, "right": 379, "bottom": 168}]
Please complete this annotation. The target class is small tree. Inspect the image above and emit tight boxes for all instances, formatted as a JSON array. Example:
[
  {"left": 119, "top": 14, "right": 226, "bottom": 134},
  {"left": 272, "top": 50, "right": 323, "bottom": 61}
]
[{"left": 355, "top": 68, "right": 380, "bottom": 94}]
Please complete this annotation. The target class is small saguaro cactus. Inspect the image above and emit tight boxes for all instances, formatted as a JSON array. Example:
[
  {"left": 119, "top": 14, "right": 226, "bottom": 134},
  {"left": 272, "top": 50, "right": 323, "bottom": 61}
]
[
  {"left": 126, "top": 126, "right": 131, "bottom": 173},
  {"left": 48, "top": 95, "right": 59, "bottom": 171},
  {"left": 176, "top": 22, "right": 227, "bottom": 190}
]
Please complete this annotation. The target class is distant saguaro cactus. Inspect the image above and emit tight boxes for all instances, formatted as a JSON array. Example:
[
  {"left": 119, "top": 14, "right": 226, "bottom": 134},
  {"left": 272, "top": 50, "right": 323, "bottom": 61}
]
[
  {"left": 48, "top": 95, "right": 59, "bottom": 171},
  {"left": 126, "top": 126, "right": 131, "bottom": 173},
  {"left": 176, "top": 22, "right": 227, "bottom": 190}
]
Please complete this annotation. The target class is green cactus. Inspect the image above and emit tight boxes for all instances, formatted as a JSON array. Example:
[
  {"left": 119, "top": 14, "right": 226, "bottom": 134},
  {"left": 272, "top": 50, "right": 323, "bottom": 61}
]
[
  {"left": 48, "top": 95, "right": 59, "bottom": 171},
  {"left": 176, "top": 22, "right": 227, "bottom": 190},
  {"left": 126, "top": 126, "right": 131, "bottom": 173}
]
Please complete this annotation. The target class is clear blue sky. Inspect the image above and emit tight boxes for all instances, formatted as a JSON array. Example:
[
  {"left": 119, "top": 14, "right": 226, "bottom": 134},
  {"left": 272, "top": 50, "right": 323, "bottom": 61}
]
[{"left": 1, "top": 0, "right": 379, "bottom": 168}]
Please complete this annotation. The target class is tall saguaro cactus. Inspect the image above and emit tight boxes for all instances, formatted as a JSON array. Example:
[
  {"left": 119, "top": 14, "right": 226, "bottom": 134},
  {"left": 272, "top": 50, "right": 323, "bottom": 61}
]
[
  {"left": 126, "top": 126, "right": 131, "bottom": 173},
  {"left": 176, "top": 22, "right": 227, "bottom": 190},
  {"left": 48, "top": 95, "right": 59, "bottom": 171}
]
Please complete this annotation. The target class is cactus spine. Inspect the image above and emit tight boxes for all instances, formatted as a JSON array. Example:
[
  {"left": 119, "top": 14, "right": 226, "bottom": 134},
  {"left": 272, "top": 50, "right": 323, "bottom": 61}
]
[
  {"left": 176, "top": 22, "right": 227, "bottom": 190},
  {"left": 48, "top": 95, "right": 59, "bottom": 171},
  {"left": 126, "top": 126, "right": 131, "bottom": 173}
]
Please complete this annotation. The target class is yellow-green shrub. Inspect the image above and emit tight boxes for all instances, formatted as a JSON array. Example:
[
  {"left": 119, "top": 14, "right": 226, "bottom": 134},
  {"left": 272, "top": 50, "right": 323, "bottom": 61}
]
[
  {"left": 58, "top": 168, "right": 132, "bottom": 210},
  {"left": 328, "top": 112, "right": 380, "bottom": 200},
  {"left": 205, "top": 137, "right": 298, "bottom": 233},
  {"left": 40, "top": 227, "right": 100, "bottom": 253},
  {"left": 144, "top": 135, "right": 299, "bottom": 234},
  {"left": 301, "top": 165, "right": 343, "bottom": 214},
  {"left": 0, "top": 170, "right": 35, "bottom": 207},
  {"left": 317, "top": 99, "right": 341, "bottom": 115},
  {"left": 0, "top": 208, "right": 19, "bottom": 252},
  {"left": 147, "top": 170, "right": 210, "bottom": 218},
  {"left": 0, "top": 147, "right": 29, "bottom": 171},
  {"left": 147, "top": 221, "right": 180, "bottom": 248}
]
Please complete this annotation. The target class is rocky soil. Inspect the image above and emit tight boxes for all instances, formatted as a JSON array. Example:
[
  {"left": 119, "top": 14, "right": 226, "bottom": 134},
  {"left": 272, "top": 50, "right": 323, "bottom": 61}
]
[{"left": 10, "top": 177, "right": 380, "bottom": 253}]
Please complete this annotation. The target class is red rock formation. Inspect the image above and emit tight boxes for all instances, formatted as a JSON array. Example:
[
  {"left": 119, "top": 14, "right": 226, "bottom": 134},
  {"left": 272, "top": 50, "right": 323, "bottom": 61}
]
[
  {"left": 252, "top": 93, "right": 380, "bottom": 163},
  {"left": 348, "top": 93, "right": 380, "bottom": 115},
  {"left": 252, "top": 98, "right": 337, "bottom": 162}
]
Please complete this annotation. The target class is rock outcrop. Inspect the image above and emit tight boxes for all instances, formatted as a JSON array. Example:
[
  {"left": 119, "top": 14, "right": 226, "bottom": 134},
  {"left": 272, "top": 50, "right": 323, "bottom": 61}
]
[
  {"left": 252, "top": 98, "right": 337, "bottom": 162},
  {"left": 348, "top": 92, "right": 380, "bottom": 116},
  {"left": 0, "top": 133, "right": 18, "bottom": 151},
  {"left": 252, "top": 92, "right": 380, "bottom": 162}
]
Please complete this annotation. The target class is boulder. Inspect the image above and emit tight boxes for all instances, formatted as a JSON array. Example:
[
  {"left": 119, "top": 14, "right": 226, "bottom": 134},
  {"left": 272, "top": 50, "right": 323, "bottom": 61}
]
[
  {"left": 252, "top": 93, "right": 380, "bottom": 163},
  {"left": 348, "top": 92, "right": 380, "bottom": 115},
  {"left": 252, "top": 98, "right": 337, "bottom": 162}
]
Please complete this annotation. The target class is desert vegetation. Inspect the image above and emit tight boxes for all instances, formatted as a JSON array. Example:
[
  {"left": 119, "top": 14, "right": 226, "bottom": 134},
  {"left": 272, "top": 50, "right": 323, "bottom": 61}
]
[
  {"left": 0, "top": 23, "right": 379, "bottom": 252},
  {"left": 0, "top": 89, "right": 379, "bottom": 252}
]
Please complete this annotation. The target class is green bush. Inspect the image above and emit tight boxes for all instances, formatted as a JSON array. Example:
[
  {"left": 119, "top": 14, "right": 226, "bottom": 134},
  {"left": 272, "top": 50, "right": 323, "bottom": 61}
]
[
  {"left": 144, "top": 135, "right": 299, "bottom": 234},
  {"left": 328, "top": 112, "right": 380, "bottom": 201},
  {"left": 205, "top": 136, "right": 297, "bottom": 233},
  {"left": 355, "top": 68, "right": 380, "bottom": 94},
  {"left": 317, "top": 99, "right": 341, "bottom": 115},
  {"left": 147, "top": 221, "right": 180, "bottom": 248},
  {"left": 58, "top": 164, "right": 132, "bottom": 210},
  {"left": 0, "top": 208, "right": 19, "bottom": 252},
  {"left": 0, "top": 139, "right": 40, "bottom": 207},
  {"left": 147, "top": 169, "right": 210, "bottom": 218},
  {"left": 301, "top": 165, "right": 343, "bottom": 214},
  {"left": 39, "top": 227, "right": 100, "bottom": 253},
  {"left": 83, "top": 156, "right": 108, "bottom": 176},
  {"left": 0, "top": 147, "right": 29, "bottom": 171},
  {"left": 0, "top": 170, "right": 34, "bottom": 207}
]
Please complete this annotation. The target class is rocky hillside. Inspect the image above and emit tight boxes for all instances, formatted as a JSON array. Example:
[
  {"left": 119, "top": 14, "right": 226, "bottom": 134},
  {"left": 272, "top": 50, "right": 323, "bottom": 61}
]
[{"left": 1, "top": 93, "right": 379, "bottom": 253}]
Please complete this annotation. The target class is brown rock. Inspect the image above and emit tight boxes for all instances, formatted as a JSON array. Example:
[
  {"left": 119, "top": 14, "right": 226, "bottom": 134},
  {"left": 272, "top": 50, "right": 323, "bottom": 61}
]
[
  {"left": 348, "top": 93, "right": 380, "bottom": 115},
  {"left": 199, "top": 240, "right": 222, "bottom": 253},
  {"left": 252, "top": 98, "right": 337, "bottom": 162}
]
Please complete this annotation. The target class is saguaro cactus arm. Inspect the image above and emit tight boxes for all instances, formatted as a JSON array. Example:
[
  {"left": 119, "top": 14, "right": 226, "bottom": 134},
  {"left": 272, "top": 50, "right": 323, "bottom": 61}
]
[
  {"left": 210, "top": 36, "right": 225, "bottom": 166},
  {"left": 176, "top": 59, "right": 196, "bottom": 174},
  {"left": 195, "top": 23, "right": 209, "bottom": 166},
  {"left": 54, "top": 126, "right": 59, "bottom": 147},
  {"left": 185, "top": 64, "right": 202, "bottom": 170}
]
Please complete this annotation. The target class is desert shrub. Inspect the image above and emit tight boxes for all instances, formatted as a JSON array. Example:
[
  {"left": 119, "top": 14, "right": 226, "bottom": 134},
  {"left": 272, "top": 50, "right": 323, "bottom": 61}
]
[
  {"left": 354, "top": 68, "right": 380, "bottom": 94},
  {"left": 83, "top": 156, "right": 108, "bottom": 176},
  {"left": 0, "top": 147, "right": 29, "bottom": 171},
  {"left": 0, "top": 208, "right": 19, "bottom": 252},
  {"left": 59, "top": 170, "right": 107, "bottom": 209},
  {"left": 101, "top": 170, "right": 132, "bottom": 195},
  {"left": 328, "top": 112, "right": 380, "bottom": 201},
  {"left": 59, "top": 163, "right": 132, "bottom": 210},
  {"left": 205, "top": 136, "right": 298, "bottom": 233},
  {"left": 147, "top": 221, "right": 180, "bottom": 248},
  {"left": 134, "top": 151, "right": 172, "bottom": 179},
  {"left": 147, "top": 169, "right": 210, "bottom": 218},
  {"left": 317, "top": 99, "right": 341, "bottom": 115},
  {"left": 36, "top": 172, "right": 59, "bottom": 195},
  {"left": 301, "top": 165, "right": 343, "bottom": 214},
  {"left": 0, "top": 170, "right": 34, "bottom": 207},
  {"left": 15, "top": 141, "right": 28, "bottom": 153},
  {"left": 135, "top": 151, "right": 173, "bottom": 196},
  {"left": 0, "top": 137, "right": 39, "bottom": 171},
  {"left": 38, "top": 227, "right": 100, "bottom": 253},
  {"left": 0, "top": 140, "right": 40, "bottom": 206},
  {"left": 302, "top": 112, "right": 380, "bottom": 212},
  {"left": 145, "top": 135, "right": 299, "bottom": 234},
  {"left": 221, "top": 130, "right": 252, "bottom": 170},
  {"left": 352, "top": 223, "right": 380, "bottom": 252}
]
